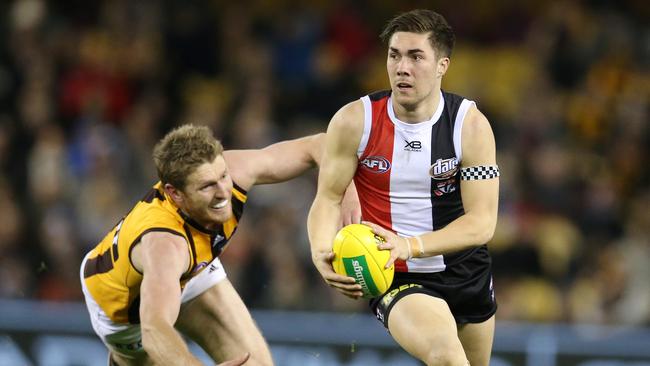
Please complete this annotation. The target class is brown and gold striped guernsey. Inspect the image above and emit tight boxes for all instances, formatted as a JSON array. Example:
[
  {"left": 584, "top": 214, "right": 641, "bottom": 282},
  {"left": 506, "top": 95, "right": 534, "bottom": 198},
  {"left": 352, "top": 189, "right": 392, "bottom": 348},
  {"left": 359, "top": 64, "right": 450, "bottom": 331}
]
[{"left": 82, "top": 181, "right": 247, "bottom": 324}]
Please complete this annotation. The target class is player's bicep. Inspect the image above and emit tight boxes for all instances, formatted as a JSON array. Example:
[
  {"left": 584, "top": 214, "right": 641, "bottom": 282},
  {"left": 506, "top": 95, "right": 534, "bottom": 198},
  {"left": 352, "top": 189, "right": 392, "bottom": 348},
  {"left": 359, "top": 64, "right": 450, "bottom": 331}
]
[
  {"left": 318, "top": 102, "right": 364, "bottom": 201},
  {"left": 460, "top": 178, "right": 498, "bottom": 217},
  {"left": 460, "top": 107, "right": 496, "bottom": 166},
  {"left": 459, "top": 106, "right": 499, "bottom": 221},
  {"left": 139, "top": 232, "right": 190, "bottom": 325}
]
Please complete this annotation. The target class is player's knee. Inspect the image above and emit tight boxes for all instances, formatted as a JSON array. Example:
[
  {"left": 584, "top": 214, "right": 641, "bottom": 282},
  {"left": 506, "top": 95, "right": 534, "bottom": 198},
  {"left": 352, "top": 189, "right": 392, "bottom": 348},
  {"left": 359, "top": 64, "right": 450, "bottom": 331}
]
[
  {"left": 423, "top": 351, "right": 468, "bottom": 366},
  {"left": 422, "top": 340, "right": 468, "bottom": 366}
]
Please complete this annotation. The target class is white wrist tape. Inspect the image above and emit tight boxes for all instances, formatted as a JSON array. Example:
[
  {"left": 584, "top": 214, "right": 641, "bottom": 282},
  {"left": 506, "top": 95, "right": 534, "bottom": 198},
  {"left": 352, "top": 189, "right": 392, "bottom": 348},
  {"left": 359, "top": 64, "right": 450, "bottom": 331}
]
[
  {"left": 413, "top": 236, "right": 424, "bottom": 257},
  {"left": 405, "top": 237, "right": 413, "bottom": 260}
]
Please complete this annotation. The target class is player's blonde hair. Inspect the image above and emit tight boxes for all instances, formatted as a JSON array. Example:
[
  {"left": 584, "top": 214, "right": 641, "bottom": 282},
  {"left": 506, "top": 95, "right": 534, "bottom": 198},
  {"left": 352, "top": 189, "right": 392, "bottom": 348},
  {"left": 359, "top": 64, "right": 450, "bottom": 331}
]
[{"left": 153, "top": 124, "right": 223, "bottom": 190}]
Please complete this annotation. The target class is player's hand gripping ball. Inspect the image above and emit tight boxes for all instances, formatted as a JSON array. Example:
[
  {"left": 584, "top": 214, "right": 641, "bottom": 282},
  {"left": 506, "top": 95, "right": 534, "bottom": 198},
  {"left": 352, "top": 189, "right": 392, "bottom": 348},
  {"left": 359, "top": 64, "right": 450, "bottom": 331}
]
[{"left": 332, "top": 224, "right": 394, "bottom": 298}]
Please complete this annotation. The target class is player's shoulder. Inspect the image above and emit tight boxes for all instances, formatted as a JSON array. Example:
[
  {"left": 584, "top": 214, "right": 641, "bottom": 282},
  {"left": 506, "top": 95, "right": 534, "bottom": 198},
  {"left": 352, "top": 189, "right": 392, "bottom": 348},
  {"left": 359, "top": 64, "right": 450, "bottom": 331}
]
[
  {"left": 442, "top": 90, "right": 465, "bottom": 101},
  {"left": 441, "top": 90, "right": 471, "bottom": 113},
  {"left": 460, "top": 104, "right": 496, "bottom": 163},
  {"left": 462, "top": 104, "right": 491, "bottom": 136},
  {"left": 328, "top": 100, "right": 364, "bottom": 138},
  {"left": 440, "top": 88, "right": 490, "bottom": 135},
  {"left": 324, "top": 99, "right": 366, "bottom": 152},
  {"left": 334, "top": 89, "right": 391, "bottom": 119},
  {"left": 335, "top": 99, "right": 364, "bottom": 118},
  {"left": 367, "top": 90, "right": 391, "bottom": 101},
  {"left": 331, "top": 97, "right": 365, "bottom": 126},
  {"left": 129, "top": 196, "right": 183, "bottom": 229}
]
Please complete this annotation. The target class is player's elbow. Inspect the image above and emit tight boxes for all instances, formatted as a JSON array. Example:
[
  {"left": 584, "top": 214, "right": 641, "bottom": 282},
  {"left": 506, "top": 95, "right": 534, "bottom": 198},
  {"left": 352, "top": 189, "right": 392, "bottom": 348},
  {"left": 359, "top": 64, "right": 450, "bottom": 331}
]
[
  {"left": 475, "top": 225, "right": 495, "bottom": 245},
  {"left": 310, "top": 132, "right": 327, "bottom": 166},
  {"left": 140, "top": 320, "right": 171, "bottom": 358},
  {"left": 140, "top": 323, "right": 158, "bottom": 351},
  {"left": 467, "top": 213, "right": 497, "bottom": 245},
  {"left": 312, "top": 132, "right": 326, "bottom": 143}
]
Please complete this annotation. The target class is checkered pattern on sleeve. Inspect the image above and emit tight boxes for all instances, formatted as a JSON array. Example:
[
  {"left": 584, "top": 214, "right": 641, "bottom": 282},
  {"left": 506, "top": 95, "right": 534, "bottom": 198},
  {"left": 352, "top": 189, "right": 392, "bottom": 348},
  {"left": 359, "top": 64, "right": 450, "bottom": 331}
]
[{"left": 460, "top": 165, "right": 500, "bottom": 180}]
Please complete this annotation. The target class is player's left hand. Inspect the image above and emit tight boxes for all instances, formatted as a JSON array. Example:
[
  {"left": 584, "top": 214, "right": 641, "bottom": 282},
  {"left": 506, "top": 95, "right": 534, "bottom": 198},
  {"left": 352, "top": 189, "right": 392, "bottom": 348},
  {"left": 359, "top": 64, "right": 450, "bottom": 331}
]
[{"left": 362, "top": 221, "right": 410, "bottom": 269}]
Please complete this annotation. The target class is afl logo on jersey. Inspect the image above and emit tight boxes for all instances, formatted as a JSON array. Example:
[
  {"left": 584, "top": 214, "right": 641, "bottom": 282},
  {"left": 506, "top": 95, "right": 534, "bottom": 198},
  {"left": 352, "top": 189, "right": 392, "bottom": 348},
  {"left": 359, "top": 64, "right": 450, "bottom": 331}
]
[
  {"left": 429, "top": 158, "right": 459, "bottom": 180},
  {"left": 359, "top": 156, "right": 391, "bottom": 173}
]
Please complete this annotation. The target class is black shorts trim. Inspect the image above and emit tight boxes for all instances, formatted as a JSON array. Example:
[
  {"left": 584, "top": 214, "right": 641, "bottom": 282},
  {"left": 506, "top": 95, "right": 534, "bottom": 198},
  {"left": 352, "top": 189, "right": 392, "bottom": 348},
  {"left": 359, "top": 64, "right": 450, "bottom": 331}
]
[{"left": 369, "top": 246, "right": 497, "bottom": 328}]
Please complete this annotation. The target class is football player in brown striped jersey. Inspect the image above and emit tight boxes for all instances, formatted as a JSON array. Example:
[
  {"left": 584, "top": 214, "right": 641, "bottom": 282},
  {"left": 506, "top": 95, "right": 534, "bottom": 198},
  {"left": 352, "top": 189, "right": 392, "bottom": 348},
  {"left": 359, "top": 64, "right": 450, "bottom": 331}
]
[{"left": 81, "top": 124, "right": 356, "bottom": 366}]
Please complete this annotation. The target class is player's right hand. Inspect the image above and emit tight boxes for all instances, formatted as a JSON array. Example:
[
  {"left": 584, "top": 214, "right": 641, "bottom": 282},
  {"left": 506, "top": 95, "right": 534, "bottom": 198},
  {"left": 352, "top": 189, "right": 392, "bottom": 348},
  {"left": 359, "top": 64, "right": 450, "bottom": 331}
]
[
  {"left": 216, "top": 352, "right": 250, "bottom": 366},
  {"left": 312, "top": 251, "right": 363, "bottom": 299}
]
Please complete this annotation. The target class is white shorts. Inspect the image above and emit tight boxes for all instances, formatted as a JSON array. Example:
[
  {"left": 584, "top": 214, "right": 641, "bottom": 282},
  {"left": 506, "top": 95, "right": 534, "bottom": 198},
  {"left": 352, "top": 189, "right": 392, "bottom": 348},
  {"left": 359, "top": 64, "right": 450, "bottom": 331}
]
[{"left": 80, "top": 254, "right": 227, "bottom": 358}]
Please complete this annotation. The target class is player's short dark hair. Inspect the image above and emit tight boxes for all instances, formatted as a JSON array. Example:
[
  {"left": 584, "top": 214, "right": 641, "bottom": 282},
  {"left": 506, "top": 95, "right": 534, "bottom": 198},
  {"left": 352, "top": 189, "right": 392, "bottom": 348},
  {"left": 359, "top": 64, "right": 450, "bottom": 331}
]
[
  {"left": 153, "top": 124, "right": 223, "bottom": 190},
  {"left": 380, "top": 9, "right": 455, "bottom": 58}
]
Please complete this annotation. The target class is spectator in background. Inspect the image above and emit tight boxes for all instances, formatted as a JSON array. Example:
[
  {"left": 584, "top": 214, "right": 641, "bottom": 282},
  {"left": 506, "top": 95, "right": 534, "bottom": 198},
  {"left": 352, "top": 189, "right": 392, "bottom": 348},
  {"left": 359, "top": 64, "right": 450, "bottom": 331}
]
[{"left": 0, "top": 178, "right": 32, "bottom": 298}]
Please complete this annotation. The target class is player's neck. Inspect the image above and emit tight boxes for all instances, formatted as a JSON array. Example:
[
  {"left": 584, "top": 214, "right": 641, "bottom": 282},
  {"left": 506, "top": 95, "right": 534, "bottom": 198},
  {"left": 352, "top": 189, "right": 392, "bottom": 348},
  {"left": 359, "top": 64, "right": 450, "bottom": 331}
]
[{"left": 392, "top": 89, "right": 441, "bottom": 123}]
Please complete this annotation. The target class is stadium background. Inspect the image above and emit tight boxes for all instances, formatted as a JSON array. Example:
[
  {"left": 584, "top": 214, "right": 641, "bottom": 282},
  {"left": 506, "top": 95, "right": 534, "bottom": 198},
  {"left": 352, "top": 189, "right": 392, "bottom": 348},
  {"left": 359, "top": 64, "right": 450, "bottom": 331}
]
[{"left": 0, "top": 0, "right": 648, "bottom": 365}]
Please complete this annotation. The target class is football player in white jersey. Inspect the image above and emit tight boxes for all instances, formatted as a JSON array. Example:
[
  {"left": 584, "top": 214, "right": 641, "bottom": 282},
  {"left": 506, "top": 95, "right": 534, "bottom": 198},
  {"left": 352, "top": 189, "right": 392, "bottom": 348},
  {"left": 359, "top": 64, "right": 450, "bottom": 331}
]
[{"left": 308, "top": 9, "right": 499, "bottom": 366}]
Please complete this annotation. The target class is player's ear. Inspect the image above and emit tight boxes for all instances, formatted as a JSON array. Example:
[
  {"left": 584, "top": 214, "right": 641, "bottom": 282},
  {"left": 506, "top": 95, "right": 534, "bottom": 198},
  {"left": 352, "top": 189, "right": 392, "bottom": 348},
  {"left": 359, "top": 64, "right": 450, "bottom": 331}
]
[
  {"left": 437, "top": 57, "right": 450, "bottom": 78},
  {"left": 164, "top": 183, "right": 184, "bottom": 203}
]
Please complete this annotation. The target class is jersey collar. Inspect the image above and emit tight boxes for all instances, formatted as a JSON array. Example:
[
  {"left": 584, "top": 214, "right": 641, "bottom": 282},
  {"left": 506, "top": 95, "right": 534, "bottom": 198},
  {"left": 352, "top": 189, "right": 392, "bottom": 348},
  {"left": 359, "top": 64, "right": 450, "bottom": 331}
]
[{"left": 387, "top": 90, "right": 445, "bottom": 133}]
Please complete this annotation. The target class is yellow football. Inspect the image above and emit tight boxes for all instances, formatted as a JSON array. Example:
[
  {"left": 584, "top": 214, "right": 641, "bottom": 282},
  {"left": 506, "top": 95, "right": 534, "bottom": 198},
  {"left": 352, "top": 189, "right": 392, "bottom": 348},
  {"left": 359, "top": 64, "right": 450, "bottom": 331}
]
[{"left": 332, "top": 224, "right": 394, "bottom": 298}]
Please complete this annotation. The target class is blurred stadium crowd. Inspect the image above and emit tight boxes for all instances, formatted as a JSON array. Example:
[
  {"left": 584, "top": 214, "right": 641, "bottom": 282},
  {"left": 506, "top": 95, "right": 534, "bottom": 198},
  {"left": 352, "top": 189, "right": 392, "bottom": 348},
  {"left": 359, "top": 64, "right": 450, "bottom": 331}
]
[{"left": 0, "top": 0, "right": 648, "bottom": 326}]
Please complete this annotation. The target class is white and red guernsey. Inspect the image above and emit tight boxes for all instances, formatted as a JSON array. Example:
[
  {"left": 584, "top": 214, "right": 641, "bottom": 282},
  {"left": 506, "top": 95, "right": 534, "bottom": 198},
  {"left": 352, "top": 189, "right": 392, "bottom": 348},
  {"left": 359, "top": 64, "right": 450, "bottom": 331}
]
[{"left": 355, "top": 90, "right": 485, "bottom": 273}]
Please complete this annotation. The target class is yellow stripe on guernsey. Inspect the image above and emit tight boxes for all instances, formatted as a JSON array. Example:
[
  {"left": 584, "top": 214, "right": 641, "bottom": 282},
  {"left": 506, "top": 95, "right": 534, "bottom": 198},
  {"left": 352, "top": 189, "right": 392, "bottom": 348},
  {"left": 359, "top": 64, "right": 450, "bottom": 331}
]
[{"left": 83, "top": 181, "right": 247, "bottom": 324}]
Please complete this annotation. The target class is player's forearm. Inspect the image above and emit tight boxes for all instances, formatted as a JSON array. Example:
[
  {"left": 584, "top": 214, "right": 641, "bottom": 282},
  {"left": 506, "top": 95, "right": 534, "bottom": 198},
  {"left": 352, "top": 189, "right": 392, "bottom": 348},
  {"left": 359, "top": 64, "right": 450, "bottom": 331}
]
[
  {"left": 275, "top": 132, "right": 326, "bottom": 168},
  {"left": 141, "top": 320, "right": 201, "bottom": 365},
  {"left": 252, "top": 133, "right": 325, "bottom": 185},
  {"left": 415, "top": 211, "right": 496, "bottom": 257},
  {"left": 307, "top": 194, "right": 342, "bottom": 257}
]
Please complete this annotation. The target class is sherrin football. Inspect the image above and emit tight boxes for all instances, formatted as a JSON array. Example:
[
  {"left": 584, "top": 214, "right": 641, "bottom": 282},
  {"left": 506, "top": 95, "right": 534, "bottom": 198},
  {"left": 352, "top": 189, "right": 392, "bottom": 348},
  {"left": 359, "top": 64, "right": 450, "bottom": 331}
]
[{"left": 332, "top": 224, "right": 394, "bottom": 298}]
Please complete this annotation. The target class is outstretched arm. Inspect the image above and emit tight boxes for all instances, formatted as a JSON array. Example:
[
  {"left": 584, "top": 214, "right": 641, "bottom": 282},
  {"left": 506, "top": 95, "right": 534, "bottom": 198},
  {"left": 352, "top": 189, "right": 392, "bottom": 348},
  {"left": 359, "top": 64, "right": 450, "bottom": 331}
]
[
  {"left": 224, "top": 131, "right": 361, "bottom": 224},
  {"left": 223, "top": 133, "right": 325, "bottom": 190},
  {"left": 308, "top": 101, "right": 365, "bottom": 298}
]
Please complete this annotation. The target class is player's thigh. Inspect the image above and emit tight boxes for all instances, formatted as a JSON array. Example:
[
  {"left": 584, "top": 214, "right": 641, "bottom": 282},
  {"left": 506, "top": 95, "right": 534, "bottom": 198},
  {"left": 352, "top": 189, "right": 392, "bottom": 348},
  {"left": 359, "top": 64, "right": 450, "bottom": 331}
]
[
  {"left": 175, "top": 279, "right": 273, "bottom": 365},
  {"left": 457, "top": 314, "right": 495, "bottom": 366},
  {"left": 388, "top": 293, "right": 467, "bottom": 365}
]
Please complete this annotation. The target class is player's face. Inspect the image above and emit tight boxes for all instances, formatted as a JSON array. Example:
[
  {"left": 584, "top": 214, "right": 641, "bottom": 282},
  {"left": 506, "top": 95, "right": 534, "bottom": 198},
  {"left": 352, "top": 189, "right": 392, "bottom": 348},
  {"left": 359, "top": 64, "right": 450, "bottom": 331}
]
[
  {"left": 179, "top": 155, "right": 233, "bottom": 229},
  {"left": 387, "top": 32, "right": 446, "bottom": 109}
]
